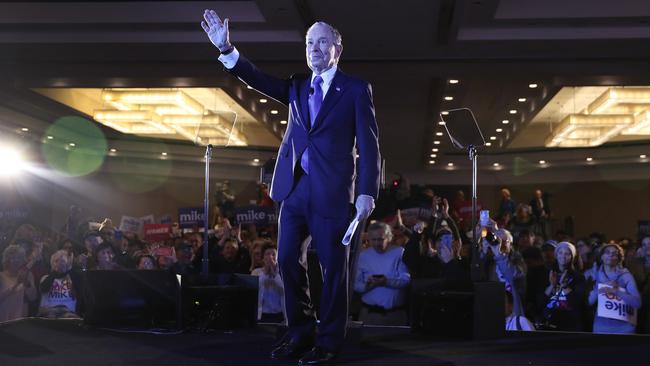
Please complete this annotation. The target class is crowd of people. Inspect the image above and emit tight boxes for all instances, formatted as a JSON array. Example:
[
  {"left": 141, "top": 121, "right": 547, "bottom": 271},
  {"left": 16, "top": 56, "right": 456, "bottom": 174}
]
[{"left": 1, "top": 182, "right": 649, "bottom": 336}]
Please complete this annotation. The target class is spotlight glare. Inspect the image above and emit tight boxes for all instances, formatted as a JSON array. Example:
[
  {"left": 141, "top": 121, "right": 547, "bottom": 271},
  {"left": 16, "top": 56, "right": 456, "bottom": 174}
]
[
  {"left": 270, "top": 110, "right": 278, "bottom": 115},
  {"left": 447, "top": 162, "right": 454, "bottom": 167},
  {"left": 640, "top": 154, "right": 647, "bottom": 159},
  {"left": 433, "top": 140, "right": 441, "bottom": 145},
  {"left": 496, "top": 128, "right": 503, "bottom": 132},
  {"left": 280, "top": 120, "right": 287, "bottom": 125},
  {"left": 539, "top": 160, "right": 546, "bottom": 164},
  {"left": 259, "top": 98, "right": 268, "bottom": 103},
  {"left": 493, "top": 163, "right": 500, "bottom": 167},
  {"left": 47, "top": 135, "right": 54, "bottom": 140},
  {"left": 502, "top": 120, "right": 510, "bottom": 124},
  {"left": 0, "top": 148, "right": 27, "bottom": 177},
  {"left": 21, "top": 127, "right": 29, "bottom": 132},
  {"left": 432, "top": 148, "right": 439, "bottom": 152},
  {"left": 509, "top": 109, "right": 517, "bottom": 114},
  {"left": 161, "top": 152, "right": 168, "bottom": 156},
  {"left": 429, "top": 160, "right": 436, "bottom": 164},
  {"left": 253, "top": 158, "right": 260, "bottom": 163},
  {"left": 586, "top": 157, "right": 593, "bottom": 162},
  {"left": 444, "top": 96, "right": 454, "bottom": 101},
  {"left": 485, "top": 142, "right": 492, "bottom": 146},
  {"left": 529, "top": 83, "right": 538, "bottom": 88},
  {"left": 518, "top": 98, "right": 527, "bottom": 102},
  {"left": 448, "top": 79, "right": 459, "bottom": 84},
  {"left": 430, "top": 154, "right": 437, "bottom": 158},
  {"left": 436, "top": 132, "right": 443, "bottom": 136}
]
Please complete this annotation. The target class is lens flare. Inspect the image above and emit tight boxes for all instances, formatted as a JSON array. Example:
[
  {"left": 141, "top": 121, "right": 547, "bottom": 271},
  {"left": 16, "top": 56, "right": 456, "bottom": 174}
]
[{"left": 41, "top": 116, "right": 107, "bottom": 176}]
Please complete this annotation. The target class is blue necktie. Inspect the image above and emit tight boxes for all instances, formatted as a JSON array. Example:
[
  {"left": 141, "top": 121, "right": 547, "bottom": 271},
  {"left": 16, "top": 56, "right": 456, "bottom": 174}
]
[{"left": 301, "top": 75, "right": 323, "bottom": 174}]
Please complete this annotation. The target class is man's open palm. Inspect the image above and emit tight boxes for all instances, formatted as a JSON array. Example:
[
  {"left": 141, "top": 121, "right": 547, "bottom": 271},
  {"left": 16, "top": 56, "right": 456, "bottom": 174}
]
[{"left": 201, "top": 9, "right": 230, "bottom": 51}]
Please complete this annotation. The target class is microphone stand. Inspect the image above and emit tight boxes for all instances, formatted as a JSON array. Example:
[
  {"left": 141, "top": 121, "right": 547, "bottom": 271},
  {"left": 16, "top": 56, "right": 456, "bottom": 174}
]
[{"left": 201, "top": 144, "right": 213, "bottom": 276}]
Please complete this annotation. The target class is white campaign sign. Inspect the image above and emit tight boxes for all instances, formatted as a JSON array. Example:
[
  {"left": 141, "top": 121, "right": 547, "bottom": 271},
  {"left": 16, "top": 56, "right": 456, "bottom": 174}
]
[{"left": 596, "top": 284, "right": 637, "bottom": 325}]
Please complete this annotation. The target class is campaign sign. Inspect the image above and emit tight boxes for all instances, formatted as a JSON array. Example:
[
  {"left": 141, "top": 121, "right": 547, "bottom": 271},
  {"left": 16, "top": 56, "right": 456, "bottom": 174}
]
[
  {"left": 234, "top": 206, "right": 277, "bottom": 225},
  {"left": 143, "top": 224, "right": 171, "bottom": 243},
  {"left": 596, "top": 284, "right": 637, "bottom": 325},
  {"left": 119, "top": 215, "right": 142, "bottom": 234},
  {"left": 178, "top": 207, "right": 205, "bottom": 229}
]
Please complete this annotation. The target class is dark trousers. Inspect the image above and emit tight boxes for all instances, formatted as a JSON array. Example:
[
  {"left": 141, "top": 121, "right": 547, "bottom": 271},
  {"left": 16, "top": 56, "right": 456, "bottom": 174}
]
[{"left": 278, "top": 173, "right": 351, "bottom": 352}]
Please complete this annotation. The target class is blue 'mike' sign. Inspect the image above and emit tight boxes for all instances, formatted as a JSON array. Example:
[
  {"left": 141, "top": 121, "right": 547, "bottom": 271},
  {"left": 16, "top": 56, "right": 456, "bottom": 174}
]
[{"left": 178, "top": 207, "right": 205, "bottom": 228}]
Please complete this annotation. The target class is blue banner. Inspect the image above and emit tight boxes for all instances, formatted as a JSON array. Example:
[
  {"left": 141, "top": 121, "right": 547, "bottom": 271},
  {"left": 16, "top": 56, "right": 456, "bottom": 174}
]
[
  {"left": 178, "top": 207, "right": 205, "bottom": 229},
  {"left": 234, "top": 206, "right": 277, "bottom": 225}
]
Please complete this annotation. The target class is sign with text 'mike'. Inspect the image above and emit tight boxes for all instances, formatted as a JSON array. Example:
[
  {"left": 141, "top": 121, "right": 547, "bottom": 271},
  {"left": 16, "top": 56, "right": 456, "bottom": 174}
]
[
  {"left": 596, "top": 284, "right": 637, "bottom": 325},
  {"left": 178, "top": 207, "right": 205, "bottom": 229},
  {"left": 234, "top": 206, "right": 277, "bottom": 225}
]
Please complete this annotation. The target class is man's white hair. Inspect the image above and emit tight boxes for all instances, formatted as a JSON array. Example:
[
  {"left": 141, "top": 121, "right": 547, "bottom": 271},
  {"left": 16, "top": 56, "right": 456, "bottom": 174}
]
[{"left": 307, "top": 21, "right": 342, "bottom": 46}]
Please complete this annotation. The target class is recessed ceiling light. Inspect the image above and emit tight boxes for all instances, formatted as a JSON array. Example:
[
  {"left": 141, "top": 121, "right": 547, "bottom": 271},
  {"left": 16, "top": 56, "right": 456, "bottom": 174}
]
[
  {"left": 21, "top": 127, "right": 29, "bottom": 132},
  {"left": 68, "top": 143, "right": 76, "bottom": 147},
  {"left": 429, "top": 160, "right": 436, "bottom": 164},
  {"left": 586, "top": 157, "right": 593, "bottom": 162},
  {"left": 529, "top": 83, "right": 538, "bottom": 88},
  {"left": 253, "top": 158, "right": 260, "bottom": 163},
  {"left": 432, "top": 148, "right": 439, "bottom": 152},
  {"left": 640, "top": 154, "right": 647, "bottom": 159},
  {"left": 110, "top": 148, "right": 117, "bottom": 153},
  {"left": 447, "top": 162, "right": 454, "bottom": 167},
  {"left": 47, "top": 135, "right": 54, "bottom": 140},
  {"left": 434, "top": 140, "right": 441, "bottom": 145},
  {"left": 430, "top": 154, "right": 437, "bottom": 158},
  {"left": 485, "top": 142, "right": 492, "bottom": 146},
  {"left": 259, "top": 98, "right": 268, "bottom": 103},
  {"left": 438, "top": 121, "right": 446, "bottom": 125},
  {"left": 502, "top": 120, "right": 510, "bottom": 124},
  {"left": 444, "top": 96, "right": 454, "bottom": 101},
  {"left": 539, "top": 160, "right": 546, "bottom": 164},
  {"left": 518, "top": 98, "right": 527, "bottom": 102},
  {"left": 448, "top": 79, "right": 459, "bottom": 84},
  {"left": 493, "top": 163, "right": 500, "bottom": 167},
  {"left": 270, "top": 110, "right": 278, "bottom": 114},
  {"left": 490, "top": 136, "right": 497, "bottom": 140},
  {"left": 280, "top": 120, "right": 287, "bottom": 125},
  {"left": 436, "top": 132, "right": 443, "bottom": 136},
  {"left": 509, "top": 109, "right": 517, "bottom": 114},
  {"left": 496, "top": 128, "right": 503, "bottom": 132},
  {"left": 161, "top": 152, "right": 168, "bottom": 156},
  {"left": 441, "top": 111, "right": 449, "bottom": 115}
]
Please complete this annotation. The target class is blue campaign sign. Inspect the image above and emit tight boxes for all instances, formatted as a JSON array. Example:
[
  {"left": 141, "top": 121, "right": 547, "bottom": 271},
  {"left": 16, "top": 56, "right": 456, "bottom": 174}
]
[
  {"left": 178, "top": 207, "right": 205, "bottom": 228},
  {"left": 234, "top": 206, "right": 277, "bottom": 225}
]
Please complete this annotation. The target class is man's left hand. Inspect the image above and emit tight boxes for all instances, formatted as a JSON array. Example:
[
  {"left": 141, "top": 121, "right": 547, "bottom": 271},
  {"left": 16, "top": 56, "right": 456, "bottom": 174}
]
[{"left": 355, "top": 194, "right": 375, "bottom": 219}]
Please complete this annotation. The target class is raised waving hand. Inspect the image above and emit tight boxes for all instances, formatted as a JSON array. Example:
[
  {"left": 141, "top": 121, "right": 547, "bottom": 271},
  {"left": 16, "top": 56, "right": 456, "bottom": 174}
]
[{"left": 201, "top": 9, "right": 232, "bottom": 52}]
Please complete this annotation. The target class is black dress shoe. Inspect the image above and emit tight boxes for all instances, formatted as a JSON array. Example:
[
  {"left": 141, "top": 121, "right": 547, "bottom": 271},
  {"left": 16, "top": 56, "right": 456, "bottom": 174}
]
[
  {"left": 270, "top": 339, "right": 313, "bottom": 360},
  {"left": 297, "top": 346, "right": 338, "bottom": 365}
]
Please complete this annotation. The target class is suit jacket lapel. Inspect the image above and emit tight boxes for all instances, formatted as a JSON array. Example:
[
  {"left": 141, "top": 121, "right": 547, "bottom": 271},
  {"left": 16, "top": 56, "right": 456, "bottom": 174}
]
[
  {"left": 312, "top": 71, "right": 347, "bottom": 131},
  {"left": 298, "top": 77, "right": 311, "bottom": 131}
]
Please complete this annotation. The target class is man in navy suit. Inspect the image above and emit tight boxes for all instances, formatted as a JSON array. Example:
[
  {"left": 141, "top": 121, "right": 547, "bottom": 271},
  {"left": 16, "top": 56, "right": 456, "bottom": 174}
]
[{"left": 202, "top": 10, "right": 380, "bottom": 365}]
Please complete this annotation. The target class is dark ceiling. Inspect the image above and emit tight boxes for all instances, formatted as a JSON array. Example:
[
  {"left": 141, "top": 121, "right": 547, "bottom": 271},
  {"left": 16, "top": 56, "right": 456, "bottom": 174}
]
[{"left": 2, "top": 0, "right": 650, "bottom": 183}]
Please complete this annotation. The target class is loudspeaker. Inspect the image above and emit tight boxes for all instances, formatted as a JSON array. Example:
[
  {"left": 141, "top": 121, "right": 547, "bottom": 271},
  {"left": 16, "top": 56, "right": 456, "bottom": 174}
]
[
  {"left": 182, "top": 273, "right": 258, "bottom": 330},
  {"left": 82, "top": 270, "right": 181, "bottom": 329},
  {"left": 413, "top": 281, "right": 504, "bottom": 340}
]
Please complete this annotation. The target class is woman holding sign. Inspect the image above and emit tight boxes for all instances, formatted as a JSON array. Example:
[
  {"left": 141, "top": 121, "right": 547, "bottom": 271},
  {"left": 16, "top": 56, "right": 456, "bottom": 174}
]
[{"left": 588, "top": 243, "right": 642, "bottom": 334}]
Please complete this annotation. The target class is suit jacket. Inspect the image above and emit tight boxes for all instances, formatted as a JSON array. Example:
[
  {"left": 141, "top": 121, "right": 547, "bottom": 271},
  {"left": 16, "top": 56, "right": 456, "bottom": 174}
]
[{"left": 227, "top": 56, "right": 381, "bottom": 217}]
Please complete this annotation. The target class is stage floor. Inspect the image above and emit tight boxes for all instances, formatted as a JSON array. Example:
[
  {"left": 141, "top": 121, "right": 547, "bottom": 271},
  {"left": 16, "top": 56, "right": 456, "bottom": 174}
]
[{"left": 1, "top": 319, "right": 648, "bottom": 366}]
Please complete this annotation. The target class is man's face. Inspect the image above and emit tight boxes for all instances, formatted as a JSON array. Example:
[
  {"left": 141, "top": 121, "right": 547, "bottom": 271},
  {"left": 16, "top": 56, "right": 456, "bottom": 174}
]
[
  {"left": 222, "top": 242, "right": 238, "bottom": 261},
  {"left": 305, "top": 23, "right": 341, "bottom": 73},
  {"left": 368, "top": 229, "right": 389, "bottom": 253}
]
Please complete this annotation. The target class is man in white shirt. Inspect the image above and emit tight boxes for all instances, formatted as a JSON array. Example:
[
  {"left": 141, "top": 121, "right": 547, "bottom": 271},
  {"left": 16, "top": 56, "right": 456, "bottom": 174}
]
[{"left": 354, "top": 222, "right": 410, "bottom": 311}]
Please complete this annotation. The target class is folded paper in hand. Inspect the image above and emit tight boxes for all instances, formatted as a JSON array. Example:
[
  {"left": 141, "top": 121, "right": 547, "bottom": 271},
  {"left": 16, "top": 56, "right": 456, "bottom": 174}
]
[{"left": 342, "top": 215, "right": 361, "bottom": 246}]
